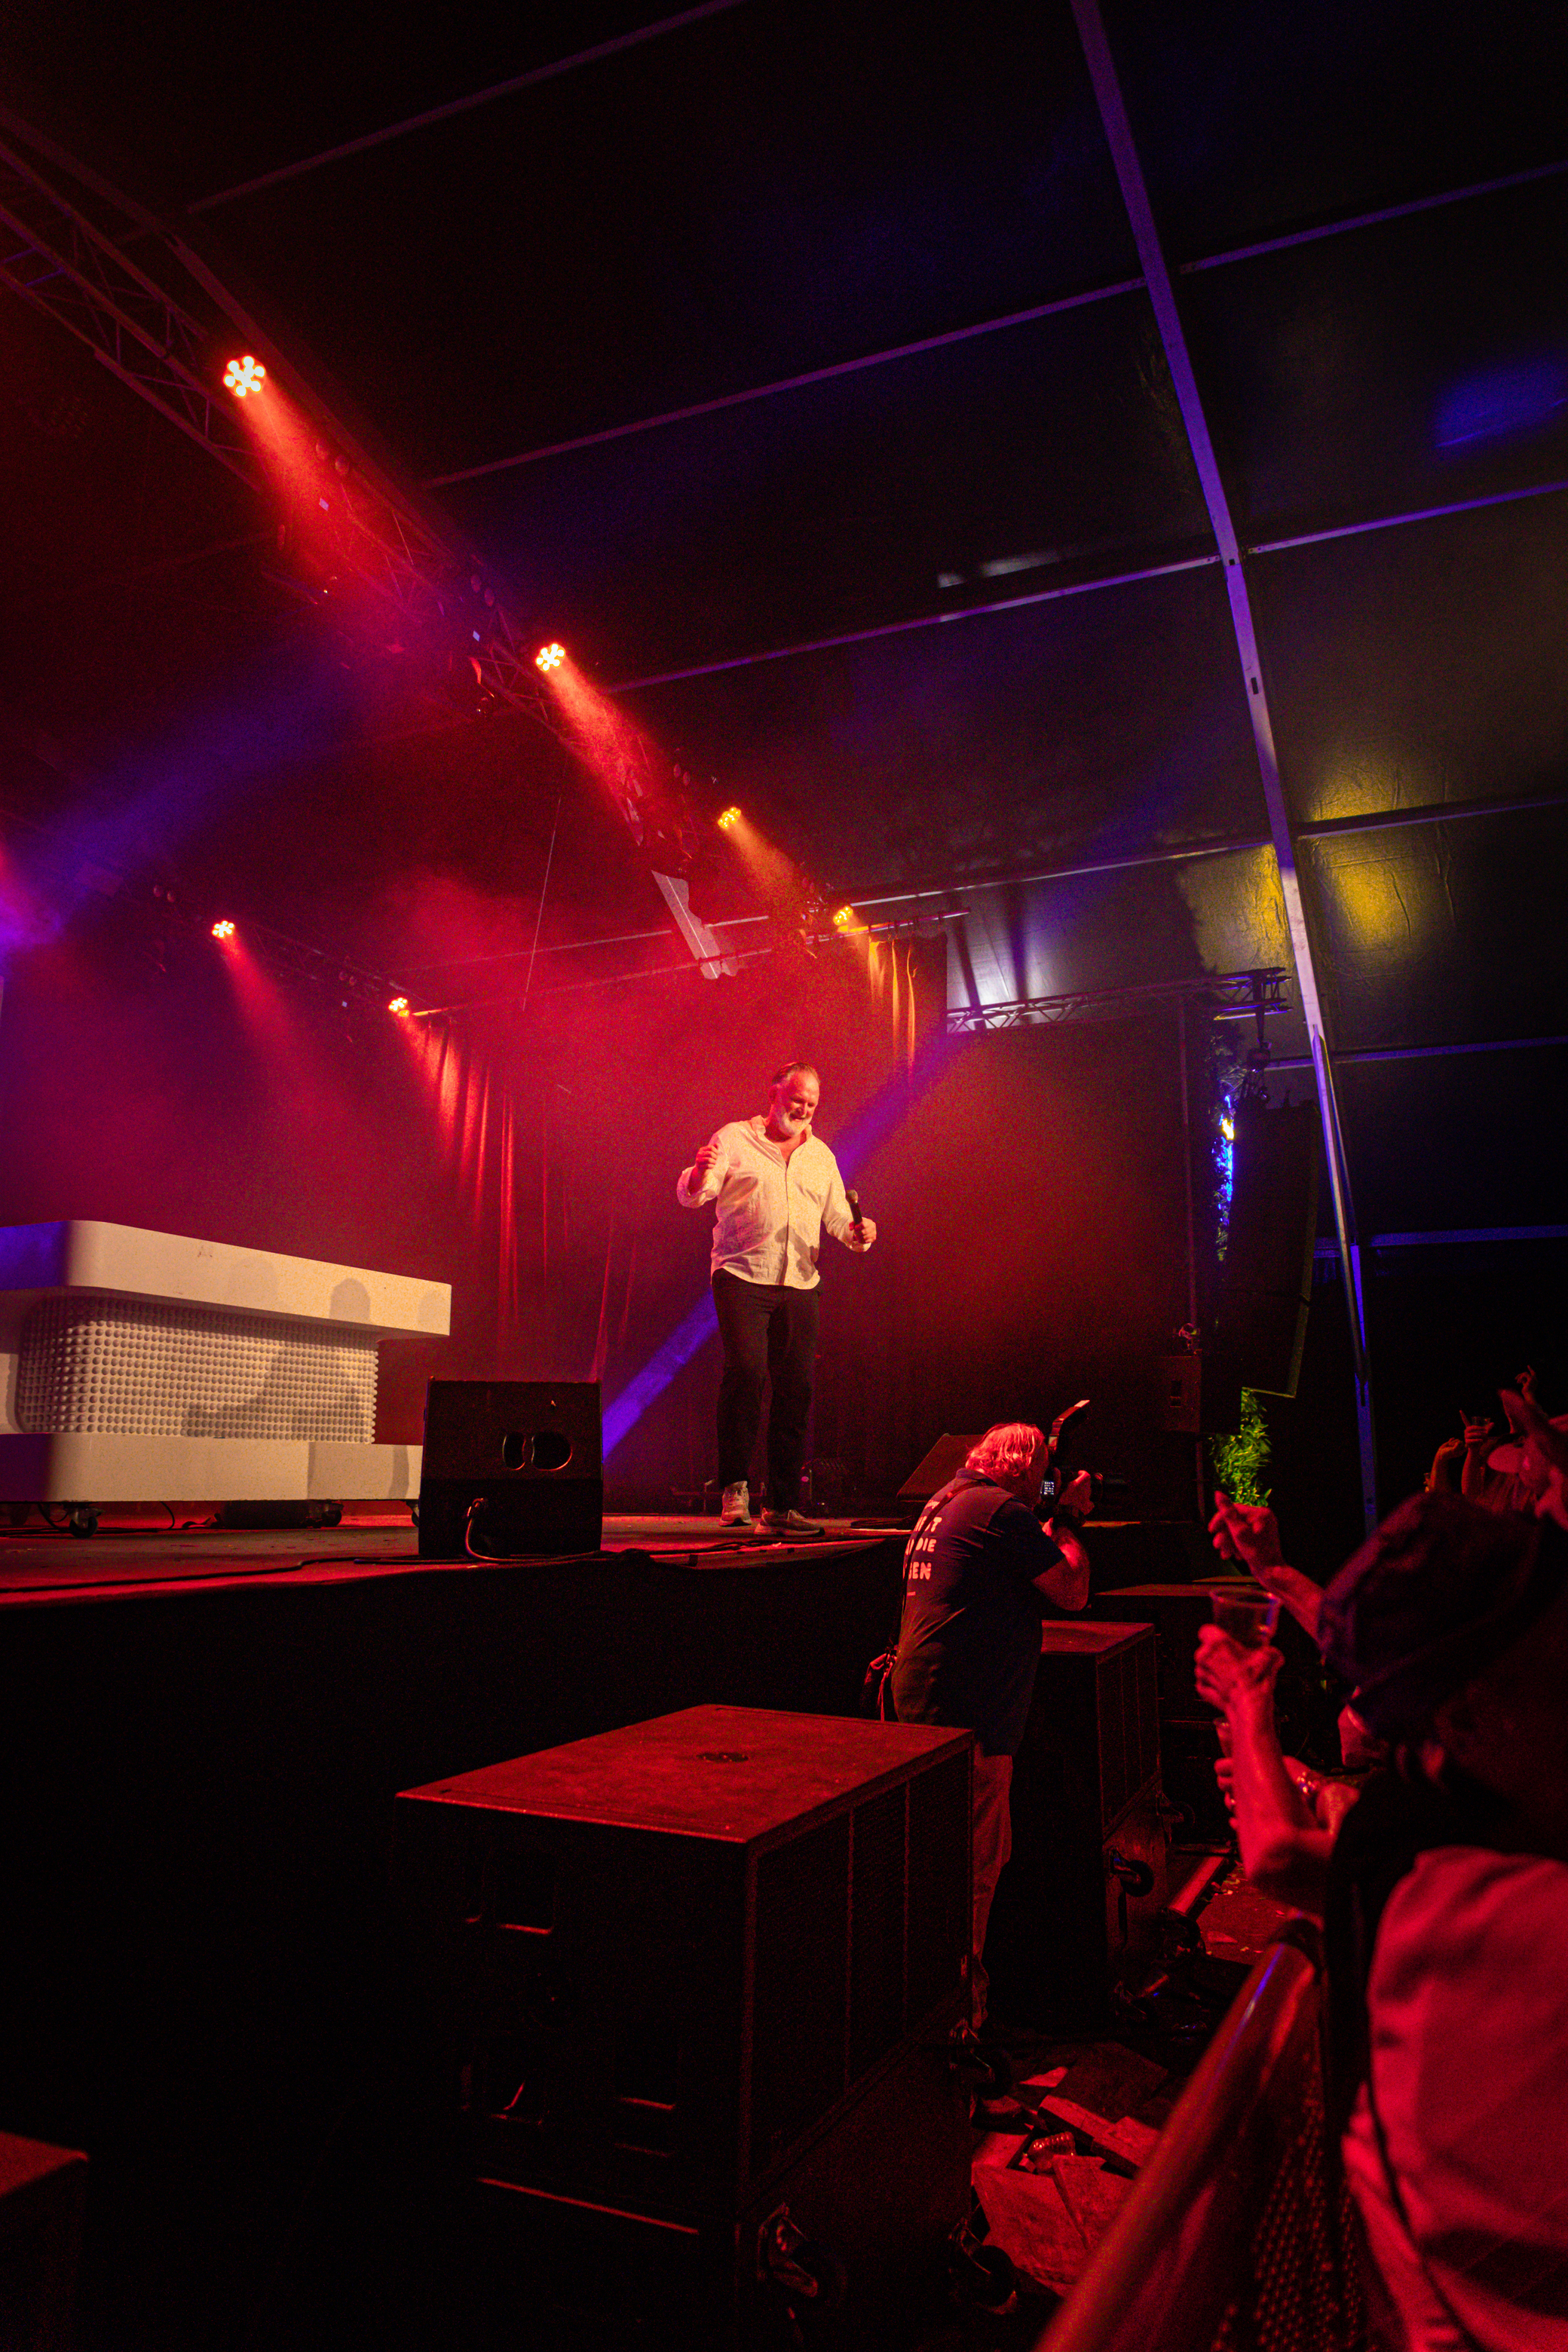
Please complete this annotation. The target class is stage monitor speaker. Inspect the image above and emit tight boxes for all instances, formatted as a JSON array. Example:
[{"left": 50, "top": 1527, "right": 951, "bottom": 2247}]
[
  {"left": 418, "top": 1379, "right": 602, "bottom": 1559},
  {"left": 394, "top": 1707, "right": 972, "bottom": 2323},
  {"left": 1217, "top": 1095, "right": 1319, "bottom": 1398},
  {"left": 983, "top": 1622, "right": 1167, "bottom": 2030},
  {"left": 896, "top": 1434, "right": 980, "bottom": 1502}
]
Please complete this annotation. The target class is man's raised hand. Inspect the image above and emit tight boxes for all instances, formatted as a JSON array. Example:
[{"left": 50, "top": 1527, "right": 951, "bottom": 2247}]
[{"left": 1208, "top": 1491, "right": 1285, "bottom": 1577}]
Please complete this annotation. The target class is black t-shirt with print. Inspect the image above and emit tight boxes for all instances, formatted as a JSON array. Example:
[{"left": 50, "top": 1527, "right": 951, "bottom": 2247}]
[{"left": 890, "top": 1474, "right": 1066, "bottom": 1756}]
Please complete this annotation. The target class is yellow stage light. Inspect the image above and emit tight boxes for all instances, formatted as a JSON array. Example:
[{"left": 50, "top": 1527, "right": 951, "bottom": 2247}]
[
  {"left": 222, "top": 356, "right": 266, "bottom": 399},
  {"left": 717, "top": 805, "right": 741, "bottom": 830},
  {"left": 535, "top": 642, "right": 565, "bottom": 672}
]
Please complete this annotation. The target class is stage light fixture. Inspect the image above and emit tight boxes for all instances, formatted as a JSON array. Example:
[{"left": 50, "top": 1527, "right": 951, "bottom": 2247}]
[
  {"left": 388, "top": 997, "right": 410, "bottom": 1016},
  {"left": 832, "top": 905, "right": 855, "bottom": 929},
  {"left": 717, "top": 806, "right": 741, "bottom": 830},
  {"left": 211, "top": 919, "right": 236, "bottom": 940},
  {"left": 222, "top": 355, "right": 267, "bottom": 399},
  {"left": 535, "top": 643, "right": 565, "bottom": 672}
]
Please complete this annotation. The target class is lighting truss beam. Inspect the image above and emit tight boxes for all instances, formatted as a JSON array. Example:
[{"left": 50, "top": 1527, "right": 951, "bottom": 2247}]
[
  {"left": 0, "top": 118, "right": 261, "bottom": 489},
  {"left": 946, "top": 969, "right": 1288, "bottom": 1035},
  {"left": 0, "top": 105, "right": 732, "bottom": 969},
  {"left": 1073, "top": 0, "right": 1374, "bottom": 1524},
  {"left": 0, "top": 103, "right": 556, "bottom": 734}
]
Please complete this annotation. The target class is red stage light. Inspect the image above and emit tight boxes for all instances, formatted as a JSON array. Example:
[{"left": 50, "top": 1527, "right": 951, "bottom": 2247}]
[
  {"left": 534, "top": 642, "right": 565, "bottom": 672},
  {"left": 211, "top": 918, "right": 236, "bottom": 940},
  {"left": 222, "top": 355, "right": 267, "bottom": 399},
  {"left": 388, "top": 997, "right": 410, "bottom": 1016},
  {"left": 717, "top": 805, "right": 741, "bottom": 830}
]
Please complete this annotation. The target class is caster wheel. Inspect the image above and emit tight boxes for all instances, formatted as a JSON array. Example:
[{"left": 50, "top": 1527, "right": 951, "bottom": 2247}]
[
  {"left": 948, "top": 2236, "right": 1018, "bottom": 2317},
  {"left": 68, "top": 1507, "right": 99, "bottom": 1539}
]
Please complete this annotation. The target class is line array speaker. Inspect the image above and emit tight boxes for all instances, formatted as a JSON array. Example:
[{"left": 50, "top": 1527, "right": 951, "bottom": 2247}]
[{"left": 1217, "top": 1096, "right": 1319, "bottom": 1398}]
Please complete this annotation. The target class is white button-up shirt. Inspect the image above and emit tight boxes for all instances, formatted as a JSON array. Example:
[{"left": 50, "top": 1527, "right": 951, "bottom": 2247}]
[{"left": 677, "top": 1117, "right": 856, "bottom": 1288}]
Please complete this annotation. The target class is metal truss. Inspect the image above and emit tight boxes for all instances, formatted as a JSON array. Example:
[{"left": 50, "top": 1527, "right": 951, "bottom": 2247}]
[
  {"left": 946, "top": 967, "right": 1289, "bottom": 1034},
  {"left": 0, "top": 103, "right": 736, "bottom": 975},
  {"left": 0, "top": 117, "right": 262, "bottom": 490},
  {"left": 0, "top": 103, "right": 556, "bottom": 731}
]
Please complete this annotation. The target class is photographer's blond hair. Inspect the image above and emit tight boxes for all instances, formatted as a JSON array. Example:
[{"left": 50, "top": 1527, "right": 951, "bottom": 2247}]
[{"left": 964, "top": 1423, "right": 1046, "bottom": 1486}]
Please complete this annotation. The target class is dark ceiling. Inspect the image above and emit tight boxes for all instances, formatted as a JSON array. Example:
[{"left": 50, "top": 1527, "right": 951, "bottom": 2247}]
[{"left": 2, "top": 0, "right": 1566, "bottom": 1202}]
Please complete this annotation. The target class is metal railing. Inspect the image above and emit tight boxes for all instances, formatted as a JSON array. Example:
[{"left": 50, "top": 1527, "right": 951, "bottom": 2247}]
[{"left": 1037, "top": 1928, "right": 1365, "bottom": 2352}]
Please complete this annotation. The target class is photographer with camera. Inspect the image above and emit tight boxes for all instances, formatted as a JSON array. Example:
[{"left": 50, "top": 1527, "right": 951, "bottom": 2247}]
[{"left": 890, "top": 1422, "right": 1091, "bottom": 2028}]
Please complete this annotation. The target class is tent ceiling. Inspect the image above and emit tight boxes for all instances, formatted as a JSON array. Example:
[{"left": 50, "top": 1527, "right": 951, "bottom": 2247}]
[{"left": 1, "top": 0, "right": 1564, "bottom": 1102}]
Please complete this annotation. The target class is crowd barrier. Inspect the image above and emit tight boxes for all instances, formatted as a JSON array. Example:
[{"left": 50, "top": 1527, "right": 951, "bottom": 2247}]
[{"left": 1037, "top": 1926, "right": 1367, "bottom": 2352}]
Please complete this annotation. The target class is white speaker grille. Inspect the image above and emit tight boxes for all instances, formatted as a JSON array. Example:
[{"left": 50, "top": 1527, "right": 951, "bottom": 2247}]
[{"left": 17, "top": 1293, "right": 378, "bottom": 1441}]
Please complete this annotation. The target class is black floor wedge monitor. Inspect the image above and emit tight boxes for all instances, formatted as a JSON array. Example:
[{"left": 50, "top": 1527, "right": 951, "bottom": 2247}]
[{"left": 418, "top": 1380, "right": 602, "bottom": 1558}]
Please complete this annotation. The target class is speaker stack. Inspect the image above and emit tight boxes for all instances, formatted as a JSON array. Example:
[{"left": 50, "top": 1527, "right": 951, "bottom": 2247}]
[
  {"left": 394, "top": 1706, "right": 974, "bottom": 2345},
  {"left": 983, "top": 1622, "right": 1168, "bottom": 2029},
  {"left": 1217, "top": 1095, "right": 1320, "bottom": 1400}
]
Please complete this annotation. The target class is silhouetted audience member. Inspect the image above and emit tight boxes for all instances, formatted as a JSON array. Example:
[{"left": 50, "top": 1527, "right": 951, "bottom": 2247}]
[
  {"left": 1317, "top": 1493, "right": 1568, "bottom": 2352},
  {"left": 1458, "top": 1364, "right": 1568, "bottom": 1515}
]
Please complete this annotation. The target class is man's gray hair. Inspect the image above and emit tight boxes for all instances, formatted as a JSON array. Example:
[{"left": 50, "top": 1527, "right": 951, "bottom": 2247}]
[
  {"left": 965, "top": 1423, "right": 1046, "bottom": 1486},
  {"left": 770, "top": 1061, "right": 819, "bottom": 1088}
]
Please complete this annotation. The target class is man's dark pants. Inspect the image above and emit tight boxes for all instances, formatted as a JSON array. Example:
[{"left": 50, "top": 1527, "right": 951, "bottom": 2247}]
[{"left": 712, "top": 1269, "right": 819, "bottom": 1508}]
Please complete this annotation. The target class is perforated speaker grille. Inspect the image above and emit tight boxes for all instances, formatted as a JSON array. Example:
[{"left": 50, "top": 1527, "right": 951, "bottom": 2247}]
[{"left": 17, "top": 1292, "right": 378, "bottom": 1441}]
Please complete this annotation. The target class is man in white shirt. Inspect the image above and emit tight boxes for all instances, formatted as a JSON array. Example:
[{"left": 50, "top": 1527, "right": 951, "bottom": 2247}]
[{"left": 676, "top": 1062, "right": 876, "bottom": 1531}]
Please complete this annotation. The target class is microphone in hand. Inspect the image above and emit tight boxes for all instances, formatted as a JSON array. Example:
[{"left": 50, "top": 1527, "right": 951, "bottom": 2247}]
[{"left": 845, "top": 1190, "right": 877, "bottom": 1251}]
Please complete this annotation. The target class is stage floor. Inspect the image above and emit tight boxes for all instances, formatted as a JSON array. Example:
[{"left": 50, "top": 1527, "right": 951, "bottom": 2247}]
[{"left": 0, "top": 1505, "right": 893, "bottom": 1602}]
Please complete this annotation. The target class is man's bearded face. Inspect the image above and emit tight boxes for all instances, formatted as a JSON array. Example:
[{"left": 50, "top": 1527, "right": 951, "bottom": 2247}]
[{"left": 770, "top": 1070, "right": 819, "bottom": 1135}]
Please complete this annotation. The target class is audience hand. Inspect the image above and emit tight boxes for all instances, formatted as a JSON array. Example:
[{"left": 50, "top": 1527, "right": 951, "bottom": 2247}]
[
  {"left": 1500, "top": 1386, "right": 1568, "bottom": 1531},
  {"left": 1194, "top": 1623, "right": 1282, "bottom": 1712},
  {"left": 1208, "top": 1491, "right": 1285, "bottom": 1576},
  {"left": 1462, "top": 1414, "right": 1496, "bottom": 1452}
]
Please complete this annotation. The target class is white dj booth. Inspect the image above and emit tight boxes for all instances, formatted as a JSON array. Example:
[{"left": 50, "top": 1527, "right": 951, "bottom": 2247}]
[{"left": 0, "top": 1220, "right": 450, "bottom": 1510}]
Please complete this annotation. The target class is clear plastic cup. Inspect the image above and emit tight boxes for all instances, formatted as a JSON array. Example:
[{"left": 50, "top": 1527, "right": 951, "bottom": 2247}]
[{"left": 1210, "top": 1589, "right": 1282, "bottom": 1647}]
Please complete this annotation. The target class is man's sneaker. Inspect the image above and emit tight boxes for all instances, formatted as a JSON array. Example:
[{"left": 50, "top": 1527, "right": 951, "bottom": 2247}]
[
  {"left": 719, "top": 1481, "right": 752, "bottom": 1527},
  {"left": 759, "top": 1507, "right": 825, "bottom": 1536}
]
